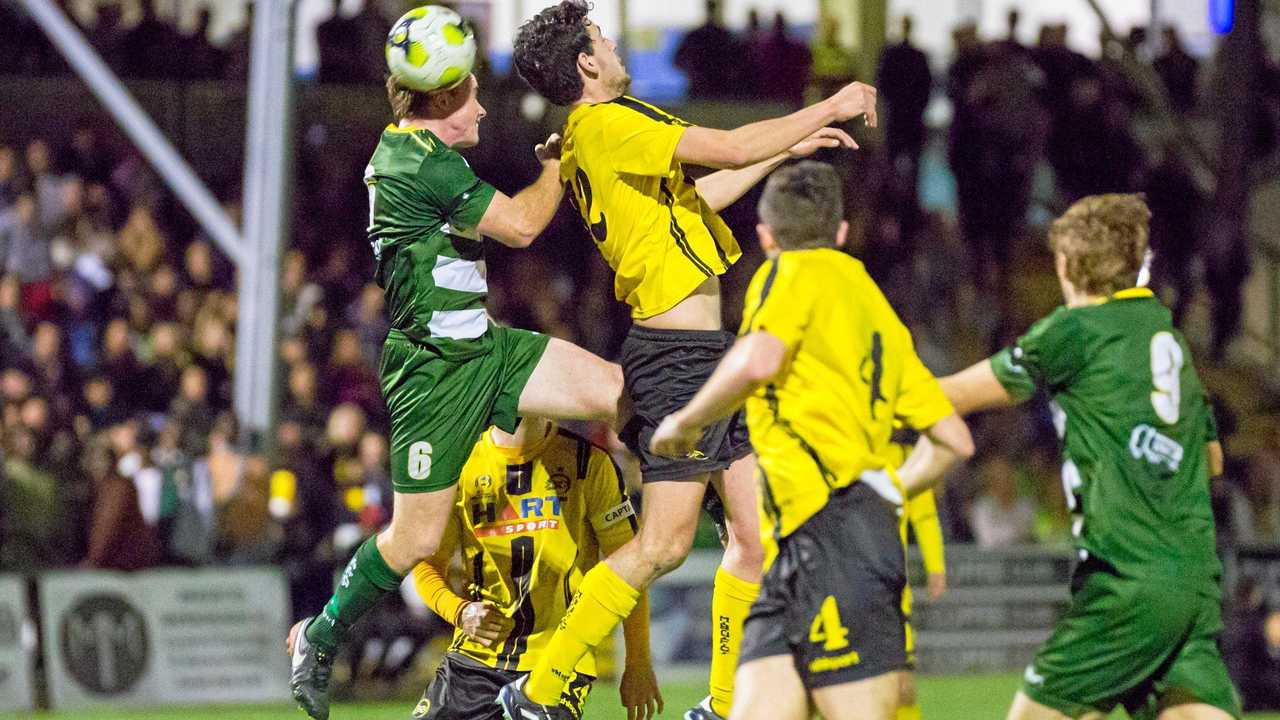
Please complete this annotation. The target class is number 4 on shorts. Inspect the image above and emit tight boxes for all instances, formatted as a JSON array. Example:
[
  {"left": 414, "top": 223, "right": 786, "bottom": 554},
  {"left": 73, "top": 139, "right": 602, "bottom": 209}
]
[
  {"left": 809, "top": 596, "right": 850, "bottom": 651},
  {"left": 408, "top": 441, "right": 433, "bottom": 480}
]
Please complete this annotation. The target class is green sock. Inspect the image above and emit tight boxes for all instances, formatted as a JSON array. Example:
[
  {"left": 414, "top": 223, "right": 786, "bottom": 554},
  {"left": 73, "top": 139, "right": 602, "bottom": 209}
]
[{"left": 305, "top": 537, "right": 403, "bottom": 651}]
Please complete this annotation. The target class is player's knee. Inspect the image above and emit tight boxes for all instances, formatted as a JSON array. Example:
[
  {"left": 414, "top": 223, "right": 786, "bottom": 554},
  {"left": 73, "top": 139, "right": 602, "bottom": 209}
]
[
  {"left": 378, "top": 523, "right": 440, "bottom": 569},
  {"left": 724, "top": 528, "right": 765, "bottom": 572},
  {"left": 638, "top": 528, "right": 694, "bottom": 577},
  {"left": 588, "top": 361, "right": 624, "bottom": 422}
]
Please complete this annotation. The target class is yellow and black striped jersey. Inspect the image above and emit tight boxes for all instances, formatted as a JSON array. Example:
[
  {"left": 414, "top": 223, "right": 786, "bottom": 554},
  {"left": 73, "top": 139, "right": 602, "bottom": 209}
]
[
  {"left": 560, "top": 96, "right": 741, "bottom": 319},
  {"left": 413, "top": 425, "right": 637, "bottom": 674},
  {"left": 739, "top": 248, "right": 955, "bottom": 556}
]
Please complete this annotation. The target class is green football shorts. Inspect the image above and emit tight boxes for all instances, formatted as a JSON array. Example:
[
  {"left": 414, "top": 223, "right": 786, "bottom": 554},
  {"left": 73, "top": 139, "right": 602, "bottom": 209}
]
[
  {"left": 380, "top": 326, "right": 549, "bottom": 494},
  {"left": 1022, "top": 559, "right": 1241, "bottom": 719}
]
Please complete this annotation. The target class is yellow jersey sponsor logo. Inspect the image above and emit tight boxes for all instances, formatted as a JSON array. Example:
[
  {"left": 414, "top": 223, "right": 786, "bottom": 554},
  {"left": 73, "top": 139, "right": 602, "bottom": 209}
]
[
  {"left": 411, "top": 697, "right": 431, "bottom": 718},
  {"left": 809, "top": 649, "right": 862, "bottom": 673}
]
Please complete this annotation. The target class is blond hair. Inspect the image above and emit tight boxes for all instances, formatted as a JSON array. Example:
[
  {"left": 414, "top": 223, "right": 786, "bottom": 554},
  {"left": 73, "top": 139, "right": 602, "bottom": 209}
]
[
  {"left": 1049, "top": 193, "right": 1151, "bottom": 296},
  {"left": 385, "top": 75, "right": 431, "bottom": 122}
]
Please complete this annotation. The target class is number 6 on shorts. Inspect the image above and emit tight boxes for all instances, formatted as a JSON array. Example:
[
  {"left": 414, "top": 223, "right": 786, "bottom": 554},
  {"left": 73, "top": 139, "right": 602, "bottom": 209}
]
[{"left": 408, "top": 441, "right": 433, "bottom": 481}]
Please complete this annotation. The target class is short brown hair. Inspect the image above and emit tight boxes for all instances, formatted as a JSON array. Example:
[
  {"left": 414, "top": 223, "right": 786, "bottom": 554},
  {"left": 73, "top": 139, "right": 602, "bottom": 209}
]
[
  {"left": 758, "top": 161, "right": 843, "bottom": 250},
  {"left": 386, "top": 75, "right": 431, "bottom": 121},
  {"left": 1049, "top": 193, "right": 1151, "bottom": 296}
]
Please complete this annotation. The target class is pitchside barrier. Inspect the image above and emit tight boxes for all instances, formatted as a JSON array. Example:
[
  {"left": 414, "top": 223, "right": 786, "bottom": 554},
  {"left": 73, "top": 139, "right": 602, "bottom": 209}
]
[
  {"left": 647, "top": 544, "right": 1280, "bottom": 678},
  {"left": 0, "top": 547, "right": 1275, "bottom": 709},
  {"left": 0, "top": 575, "right": 34, "bottom": 712},
  {"left": 38, "top": 567, "right": 290, "bottom": 711}
]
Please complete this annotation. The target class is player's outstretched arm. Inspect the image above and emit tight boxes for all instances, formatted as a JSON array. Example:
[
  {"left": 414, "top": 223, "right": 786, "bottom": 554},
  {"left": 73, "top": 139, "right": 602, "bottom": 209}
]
[
  {"left": 897, "top": 413, "right": 975, "bottom": 497},
  {"left": 650, "top": 331, "right": 787, "bottom": 457},
  {"left": 939, "top": 359, "right": 1017, "bottom": 416},
  {"left": 695, "top": 127, "right": 856, "bottom": 212},
  {"left": 478, "top": 133, "right": 564, "bottom": 248},
  {"left": 674, "top": 81, "right": 876, "bottom": 170}
]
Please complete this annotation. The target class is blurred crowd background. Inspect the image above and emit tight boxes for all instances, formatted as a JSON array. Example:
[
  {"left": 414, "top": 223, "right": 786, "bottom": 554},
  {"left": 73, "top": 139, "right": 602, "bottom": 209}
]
[{"left": 2, "top": 0, "right": 1280, "bottom": 708}]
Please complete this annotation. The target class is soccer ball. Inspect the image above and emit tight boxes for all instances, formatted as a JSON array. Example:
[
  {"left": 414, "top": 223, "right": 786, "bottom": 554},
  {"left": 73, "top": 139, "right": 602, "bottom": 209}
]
[{"left": 385, "top": 5, "right": 476, "bottom": 93}]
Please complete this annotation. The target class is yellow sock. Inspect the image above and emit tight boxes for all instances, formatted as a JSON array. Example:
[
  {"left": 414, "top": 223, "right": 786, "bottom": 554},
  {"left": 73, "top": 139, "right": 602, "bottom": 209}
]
[
  {"left": 896, "top": 704, "right": 921, "bottom": 720},
  {"left": 525, "top": 563, "right": 638, "bottom": 705},
  {"left": 709, "top": 567, "right": 761, "bottom": 717}
]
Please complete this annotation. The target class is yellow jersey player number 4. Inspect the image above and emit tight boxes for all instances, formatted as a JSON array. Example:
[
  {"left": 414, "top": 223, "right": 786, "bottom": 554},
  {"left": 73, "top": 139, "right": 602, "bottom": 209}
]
[{"left": 651, "top": 162, "right": 973, "bottom": 720}]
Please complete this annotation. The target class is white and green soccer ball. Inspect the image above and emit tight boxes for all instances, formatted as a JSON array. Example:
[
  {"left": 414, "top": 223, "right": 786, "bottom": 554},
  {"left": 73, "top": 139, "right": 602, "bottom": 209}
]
[{"left": 385, "top": 5, "right": 476, "bottom": 93}]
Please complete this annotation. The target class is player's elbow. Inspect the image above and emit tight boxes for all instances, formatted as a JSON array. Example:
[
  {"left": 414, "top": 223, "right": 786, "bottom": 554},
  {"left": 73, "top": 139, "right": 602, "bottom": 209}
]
[
  {"left": 506, "top": 222, "right": 539, "bottom": 248},
  {"left": 932, "top": 413, "right": 975, "bottom": 464},
  {"left": 740, "top": 333, "right": 786, "bottom": 384},
  {"left": 718, "top": 143, "right": 752, "bottom": 169}
]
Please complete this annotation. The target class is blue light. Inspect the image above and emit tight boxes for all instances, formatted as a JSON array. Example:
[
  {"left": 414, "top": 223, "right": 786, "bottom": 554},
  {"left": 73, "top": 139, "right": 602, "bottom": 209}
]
[{"left": 1210, "top": 0, "right": 1234, "bottom": 34}]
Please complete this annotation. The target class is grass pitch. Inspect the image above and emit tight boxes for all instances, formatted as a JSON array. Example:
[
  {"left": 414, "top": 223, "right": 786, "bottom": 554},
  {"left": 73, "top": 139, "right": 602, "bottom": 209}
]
[{"left": 0, "top": 674, "right": 1273, "bottom": 719}]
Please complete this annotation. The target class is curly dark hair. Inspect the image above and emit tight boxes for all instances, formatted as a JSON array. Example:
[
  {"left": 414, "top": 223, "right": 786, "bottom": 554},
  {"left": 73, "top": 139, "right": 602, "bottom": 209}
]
[{"left": 513, "top": 1, "right": 594, "bottom": 106}]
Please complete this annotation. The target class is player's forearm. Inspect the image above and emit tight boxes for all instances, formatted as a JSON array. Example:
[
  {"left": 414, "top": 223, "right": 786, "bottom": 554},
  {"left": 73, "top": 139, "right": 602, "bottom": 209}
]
[
  {"left": 695, "top": 154, "right": 788, "bottom": 212},
  {"left": 504, "top": 163, "right": 565, "bottom": 247},
  {"left": 412, "top": 561, "right": 468, "bottom": 626},
  {"left": 722, "top": 99, "right": 840, "bottom": 167},
  {"left": 940, "top": 360, "right": 1017, "bottom": 415},
  {"left": 621, "top": 592, "right": 652, "bottom": 665},
  {"left": 899, "top": 414, "right": 974, "bottom": 496}
]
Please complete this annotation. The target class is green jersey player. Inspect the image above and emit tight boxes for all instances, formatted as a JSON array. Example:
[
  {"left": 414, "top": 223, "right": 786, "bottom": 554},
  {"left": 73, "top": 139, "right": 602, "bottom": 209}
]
[
  {"left": 287, "top": 73, "right": 626, "bottom": 720},
  {"left": 929, "top": 194, "right": 1240, "bottom": 720}
]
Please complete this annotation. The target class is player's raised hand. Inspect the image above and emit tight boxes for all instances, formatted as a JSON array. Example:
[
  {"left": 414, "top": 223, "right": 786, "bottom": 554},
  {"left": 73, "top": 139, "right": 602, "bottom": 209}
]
[
  {"left": 457, "top": 601, "right": 513, "bottom": 648},
  {"left": 828, "top": 81, "right": 878, "bottom": 127},
  {"left": 534, "top": 133, "right": 563, "bottom": 164},
  {"left": 788, "top": 127, "right": 859, "bottom": 157},
  {"left": 619, "top": 660, "right": 663, "bottom": 720},
  {"left": 650, "top": 413, "right": 702, "bottom": 458}
]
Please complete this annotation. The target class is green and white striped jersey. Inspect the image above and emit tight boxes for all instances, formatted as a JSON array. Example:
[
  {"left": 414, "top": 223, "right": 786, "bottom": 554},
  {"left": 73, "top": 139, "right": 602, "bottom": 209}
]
[{"left": 365, "top": 125, "right": 497, "bottom": 357}]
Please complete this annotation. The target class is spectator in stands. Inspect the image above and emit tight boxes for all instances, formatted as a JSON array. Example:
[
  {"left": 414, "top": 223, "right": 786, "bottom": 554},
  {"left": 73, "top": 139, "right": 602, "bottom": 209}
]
[
  {"left": 178, "top": 7, "right": 228, "bottom": 81},
  {"left": 82, "top": 436, "right": 162, "bottom": 570},
  {"left": 675, "top": 0, "right": 743, "bottom": 100},
  {"left": 122, "top": 0, "right": 179, "bottom": 79},
  {"left": 947, "top": 21, "right": 1046, "bottom": 307},
  {"left": 969, "top": 455, "right": 1036, "bottom": 548},
  {"left": 752, "top": 11, "right": 812, "bottom": 107},
  {"left": 0, "top": 425, "right": 68, "bottom": 570},
  {"left": 810, "top": 14, "right": 857, "bottom": 101},
  {"left": 170, "top": 364, "right": 215, "bottom": 458},
  {"left": 876, "top": 15, "right": 932, "bottom": 238},
  {"left": 1238, "top": 434, "right": 1280, "bottom": 543},
  {"left": 1155, "top": 25, "right": 1198, "bottom": 115}
]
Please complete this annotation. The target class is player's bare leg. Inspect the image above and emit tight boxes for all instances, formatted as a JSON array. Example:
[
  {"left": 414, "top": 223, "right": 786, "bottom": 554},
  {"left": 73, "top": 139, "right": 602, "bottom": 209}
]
[
  {"left": 712, "top": 454, "right": 764, "bottom": 584},
  {"left": 687, "top": 455, "right": 765, "bottom": 719},
  {"left": 609, "top": 478, "right": 708, "bottom": 583},
  {"left": 1006, "top": 691, "right": 1105, "bottom": 720},
  {"left": 897, "top": 671, "right": 920, "bottom": 719},
  {"left": 504, "top": 478, "right": 706, "bottom": 720},
  {"left": 727, "top": 655, "right": 809, "bottom": 720},
  {"left": 287, "top": 485, "right": 457, "bottom": 719},
  {"left": 517, "top": 336, "right": 625, "bottom": 424},
  {"left": 809, "top": 671, "right": 903, "bottom": 720},
  {"left": 1156, "top": 704, "right": 1235, "bottom": 720},
  {"left": 376, "top": 486, "right": 459, "bottom": 571}
]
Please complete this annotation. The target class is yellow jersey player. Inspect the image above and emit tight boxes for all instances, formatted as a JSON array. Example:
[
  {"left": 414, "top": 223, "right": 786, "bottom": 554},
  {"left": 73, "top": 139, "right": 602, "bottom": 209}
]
[
  {"left": 886, "top": 431, "right": 948, "bottom": 720},
  {"left": 651, "top": 162, "right": 973, "bottom": 720},
  {"left": 410, "top": 417, "right": 661, "bottom": 720},
  {"left": 504, "top": 4, "right": 877, "bottom": 719}
]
